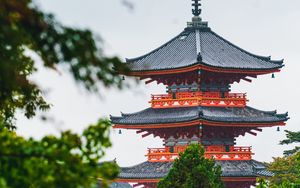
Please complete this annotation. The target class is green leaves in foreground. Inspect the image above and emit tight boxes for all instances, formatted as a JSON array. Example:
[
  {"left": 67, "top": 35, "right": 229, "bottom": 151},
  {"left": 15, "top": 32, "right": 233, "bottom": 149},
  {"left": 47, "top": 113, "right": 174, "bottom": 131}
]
[
  {"left": 158, "top": 144, "right": 224, "bottom": 188},
  {"left": 0, "top": 0, "right": 128, "bottom": 129},
  {"left": 0, "top": 119, "right": 119, "bottom": 188}
]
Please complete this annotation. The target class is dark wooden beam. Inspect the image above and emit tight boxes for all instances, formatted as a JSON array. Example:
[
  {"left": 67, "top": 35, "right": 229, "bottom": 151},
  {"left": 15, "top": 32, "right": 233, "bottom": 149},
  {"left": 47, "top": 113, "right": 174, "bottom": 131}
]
[
  {"left": 136, "top": 130, "right": 145, "bottom": 134},
  {"left": 142, "top": 132, "right": 152, "bottom": 138},
  {"left": 145, "top": 79, "right": 155, "bottom": 84},
  {"left": 248, "top": 75, "right": 258, "bottom": 78},
  {"left": 253, "top": 128, "right": 263, "bottom": 132},
  {"left": 242, "top": 78, "right": 252, "bottom": 83},
  {"left": 247, "top": 131, "right": 257, "bottom": 136},
  {"left": 139, "top": 76, "right": 149, "bottom": 80}
]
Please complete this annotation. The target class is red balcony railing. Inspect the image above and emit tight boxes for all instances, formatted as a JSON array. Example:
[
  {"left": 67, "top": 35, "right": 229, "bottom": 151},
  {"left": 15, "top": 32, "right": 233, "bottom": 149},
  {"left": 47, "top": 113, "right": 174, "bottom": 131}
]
[
  {"left": 146, "top": 146, "right": 253, "bottom": 162},
  {"left": 205, "top": 146, "right": 253, "bottom": 161},
  {"left": 150, "top": 92, "right": 247, "bottom": 108},
  {"left": 146, "top": 148, "right": 179, "bottom": 162}
]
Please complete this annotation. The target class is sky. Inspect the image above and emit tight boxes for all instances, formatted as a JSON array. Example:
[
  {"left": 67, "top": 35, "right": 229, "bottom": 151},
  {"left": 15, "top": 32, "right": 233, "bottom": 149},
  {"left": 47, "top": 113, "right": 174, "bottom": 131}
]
[{"left": 17, "top": 0, "right": 300, "bottom": 166}]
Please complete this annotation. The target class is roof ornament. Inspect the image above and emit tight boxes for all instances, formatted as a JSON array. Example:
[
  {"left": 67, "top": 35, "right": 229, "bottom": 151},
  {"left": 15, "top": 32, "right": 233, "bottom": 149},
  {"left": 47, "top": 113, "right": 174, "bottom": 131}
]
[
  {"left": 192, "top": 0, "right": 202, "bottom": 17},
  {"left": 197, "top": 53, "right": 203, "bottom": 62},
  {"left": 187, "top": 0, "right": 208, "bottom": 28}
]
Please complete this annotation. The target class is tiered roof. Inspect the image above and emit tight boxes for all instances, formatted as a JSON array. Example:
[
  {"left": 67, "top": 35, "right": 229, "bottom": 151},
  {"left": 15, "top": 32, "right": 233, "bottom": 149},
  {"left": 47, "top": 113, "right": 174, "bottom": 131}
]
[
  {"left": 117, "top": 160, "right": 273, "bottom": 180},
  {"left": 111, "top": 106, "right": 288, "bottom": 128},
  {"left": 124, "top": 21, "right": 284, "bottom": 76}
]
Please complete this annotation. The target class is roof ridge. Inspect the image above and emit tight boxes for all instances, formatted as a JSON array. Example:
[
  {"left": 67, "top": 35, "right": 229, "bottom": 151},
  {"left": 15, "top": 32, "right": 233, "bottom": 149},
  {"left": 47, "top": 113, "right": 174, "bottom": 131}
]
[
  {"left": 195, "top": 29, "right": 201, "bottom": 54},
  {"left": 120, "top": 108, "right": 152, "bottom": 116},
  {"left": 246, "top": 106, "right": 279, "bottom": 114},
  {"left": 120, "top": 161, "right": 171, "bottom": 169},
  {"left": 276, "top": 112, "right": 289, "bottom": 118},
  {"left": 270, "top": 59, "right": 284, "bottom": 65},
  {"left": 246, "top": 106, "right": 289, "bottom": 119},
  {"left": 119, "top": 162, "right": 147, "bottom": 170}
]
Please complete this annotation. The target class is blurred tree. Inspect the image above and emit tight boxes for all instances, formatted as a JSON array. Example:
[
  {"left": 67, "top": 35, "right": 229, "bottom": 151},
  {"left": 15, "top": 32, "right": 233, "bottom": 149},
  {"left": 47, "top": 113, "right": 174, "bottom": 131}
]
[
  {"left": 157, "top": 144, "right": 224, "bottom": 188},
  {"left": 0, "top": 119, "right": 119, "bottom": 188},
  {"left": 280, "top": 130, "right": 300, "bottom": 156},
  {"left": 0, "top": 0, "right": 128, "bottom": 129},
  {"left": 0, "top": 0, "right": 130, "bottom": 187}
]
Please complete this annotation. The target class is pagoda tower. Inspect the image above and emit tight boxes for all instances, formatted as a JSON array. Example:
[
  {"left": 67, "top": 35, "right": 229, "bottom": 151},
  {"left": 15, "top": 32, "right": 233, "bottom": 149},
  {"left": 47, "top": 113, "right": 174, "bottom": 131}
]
[{"left": 110, "top": 1, "right": 289, "bottom": 188}]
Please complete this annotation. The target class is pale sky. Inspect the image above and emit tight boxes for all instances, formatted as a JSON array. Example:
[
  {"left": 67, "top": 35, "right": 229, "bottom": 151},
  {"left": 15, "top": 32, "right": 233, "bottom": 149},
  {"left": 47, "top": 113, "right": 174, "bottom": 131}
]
[{"left": 17, "top": 0, "right": 300, "bottom": 166}]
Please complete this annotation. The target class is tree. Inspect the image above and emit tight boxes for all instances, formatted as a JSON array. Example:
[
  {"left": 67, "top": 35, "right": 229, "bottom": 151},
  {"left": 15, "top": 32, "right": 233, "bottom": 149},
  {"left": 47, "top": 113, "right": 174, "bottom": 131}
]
[
  {"left": 256, "top": 178, "right": 268, "bottom": 188},
  {"left": 0, "top": 0, "right": 130, "bottom": 187},
  {"left": 0, "top": 0, "right": 128, "bottom": 129},
  {"left": 157, "top": 144, "right": 224, "bottom": 188},
  {"left": 280, "top": 130, "right": 300, "bottom": 156},
  {"left": 268, "top": 130, "right": 300, "bottom": 186},
  {"left": 0, "top": 119, "right": 119, "bottom": 188},
  {"left": 266, "top": 146, "right": 300, "bottom": 187},
  {"left": 257, "top": 130, "right": 300, "bottom": 188}
]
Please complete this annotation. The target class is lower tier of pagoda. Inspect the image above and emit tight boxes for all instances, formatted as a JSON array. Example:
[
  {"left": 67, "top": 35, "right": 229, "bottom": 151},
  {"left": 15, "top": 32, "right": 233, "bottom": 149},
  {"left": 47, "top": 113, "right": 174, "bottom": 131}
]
[
  {"left": 115, "top": 160, "right": 273, "bottom": 188},
  {"left": 146, "top": 146, "right": 253, "bottom": 162}
]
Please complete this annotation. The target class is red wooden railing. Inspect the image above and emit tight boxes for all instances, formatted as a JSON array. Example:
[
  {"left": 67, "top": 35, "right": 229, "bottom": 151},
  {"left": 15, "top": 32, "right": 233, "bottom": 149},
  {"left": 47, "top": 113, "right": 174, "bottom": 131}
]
[
  {"left": 150, "top": 92, "right": 247, "bottom": 108},
  {"left": 146, "top": 146, "right": 253, "bottom": 162}
]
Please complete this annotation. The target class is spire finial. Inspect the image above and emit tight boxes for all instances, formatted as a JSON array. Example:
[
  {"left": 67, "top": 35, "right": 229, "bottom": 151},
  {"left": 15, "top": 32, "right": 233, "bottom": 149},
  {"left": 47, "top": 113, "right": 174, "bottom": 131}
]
[
  {"left": 187, "top": 0, "right": 208, "bottom": 28},
  {"left": 192, "top": 0, "right": 202, "bottom": 17}
]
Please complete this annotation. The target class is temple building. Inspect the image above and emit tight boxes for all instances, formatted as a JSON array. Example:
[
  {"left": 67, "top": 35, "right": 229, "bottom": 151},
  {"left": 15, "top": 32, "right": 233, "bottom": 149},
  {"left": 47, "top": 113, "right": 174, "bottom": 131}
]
[{"left": 110, "top": 0, "right": 289, "bottom": 187}]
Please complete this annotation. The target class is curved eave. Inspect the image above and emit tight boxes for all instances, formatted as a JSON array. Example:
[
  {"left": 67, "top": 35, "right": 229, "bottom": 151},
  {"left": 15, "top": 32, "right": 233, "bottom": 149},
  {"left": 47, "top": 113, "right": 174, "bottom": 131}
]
[
  {"left": 112, "top": 119, "right": 287, "bottom": 129},
  {"left": 123, "top": 63, "right": 283, "bottom": 77},
  {"left": 123, "top": 26, "right": 285, "bottom": 77},
  {"left": 115, "top": 177, "right": 257, "bottom": 183},
  {"left": 111, "top": 106, "right": 289, "bottom": 129},
  {"left": 116, "top": 179, "right": 159, "bottom": 183}
]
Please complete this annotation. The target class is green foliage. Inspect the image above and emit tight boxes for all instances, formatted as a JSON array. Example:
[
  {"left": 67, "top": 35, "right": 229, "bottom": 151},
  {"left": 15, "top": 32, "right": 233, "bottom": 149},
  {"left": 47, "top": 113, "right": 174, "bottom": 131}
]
[
  {"left": 267, "top": 152, "right": 300, "bottom": 187},
  {"left": 0, "top": 119, "right": 119, "bottom": 188},
  {"left": 272, "top": 181, "right": 300, "bottom": 188},
  {"left": 280, "top": 130, "right": 300, "bottom": 156},
  {"left": 257, "top": 179, "right": 300, "bottom": 188},
  {"left": 257, "top": 130, "right": 300, "bottom": 188},
  {"left": 0, "top": 0, "right": 130, "bottom": 187},
  {"left": 158, "top": 144, "right": 224, "bottom": 188},
  {"left": 256, "top": 178, "right": 268, "bottom": 188},
  {"left": 0, "top": 0, "right": 128, "bottom": 129}
]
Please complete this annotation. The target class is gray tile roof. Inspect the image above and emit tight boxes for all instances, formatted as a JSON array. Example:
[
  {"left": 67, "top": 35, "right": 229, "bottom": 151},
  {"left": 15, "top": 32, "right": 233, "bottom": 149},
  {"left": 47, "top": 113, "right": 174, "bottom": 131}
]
[
  {"left": 119, "top": 162, "right": 172, "bottom": 179},
  {"left": 125, "top": 27, "right": 284, "bottom": 72},
  {"left": 118, "top": 160, "right": 272, "bottom": 179},
  {"left": 110, "top": 106, "right": 288, "bottom": 125},
  {"left": 109, "top": 182, "right": 132, "bottom": 188}
]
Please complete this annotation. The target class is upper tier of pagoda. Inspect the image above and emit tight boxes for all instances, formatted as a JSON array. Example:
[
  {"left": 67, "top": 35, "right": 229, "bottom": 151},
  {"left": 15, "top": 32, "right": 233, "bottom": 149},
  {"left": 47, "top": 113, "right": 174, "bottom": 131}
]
[{"left": 123, "top": 16, "right": 284, "bottom": 78}]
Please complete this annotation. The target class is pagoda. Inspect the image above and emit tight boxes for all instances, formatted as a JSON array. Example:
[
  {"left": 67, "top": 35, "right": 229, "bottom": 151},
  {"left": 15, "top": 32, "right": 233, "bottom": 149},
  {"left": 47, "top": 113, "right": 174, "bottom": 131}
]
[{"left": 110, "top": 1, "right": 289, "bottom": 187}]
